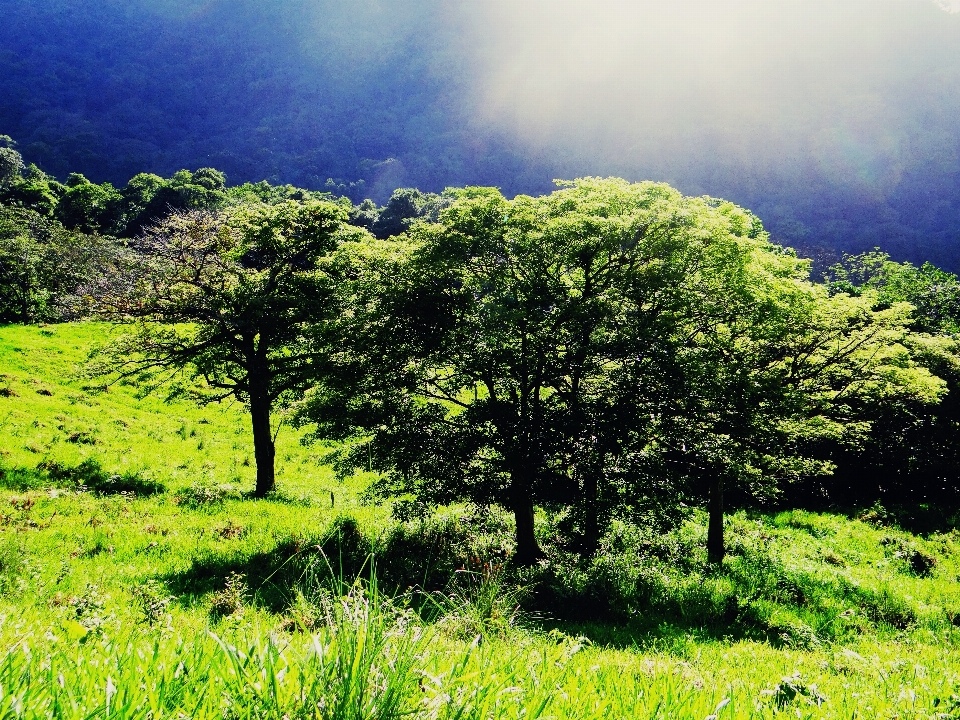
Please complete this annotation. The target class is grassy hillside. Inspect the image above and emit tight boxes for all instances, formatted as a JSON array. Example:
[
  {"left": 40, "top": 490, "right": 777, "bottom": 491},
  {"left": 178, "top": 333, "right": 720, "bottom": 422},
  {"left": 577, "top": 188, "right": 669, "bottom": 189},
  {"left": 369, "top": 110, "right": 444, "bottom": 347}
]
[{"left": 2, "top": 322, "right": 960, "bottom": 718}]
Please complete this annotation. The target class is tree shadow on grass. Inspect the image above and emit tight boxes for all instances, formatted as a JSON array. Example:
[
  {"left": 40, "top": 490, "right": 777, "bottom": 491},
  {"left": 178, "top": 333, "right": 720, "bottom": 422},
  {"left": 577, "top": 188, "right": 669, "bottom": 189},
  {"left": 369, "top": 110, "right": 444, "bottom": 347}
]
[
  {"left": 526, "top": 555, "right": 920, "bottom": 652},
  {"left": 0, "top": 458, "right": 164, "bottom": 496},
  {"left": 158, "top": 511, "right": 925, "bottom": 648},
  {"left": 158, "top": 514, "right": 508, "bottom": 615},
  {"left": 159, "top": 518, "right": 375, "bottom": 614}
]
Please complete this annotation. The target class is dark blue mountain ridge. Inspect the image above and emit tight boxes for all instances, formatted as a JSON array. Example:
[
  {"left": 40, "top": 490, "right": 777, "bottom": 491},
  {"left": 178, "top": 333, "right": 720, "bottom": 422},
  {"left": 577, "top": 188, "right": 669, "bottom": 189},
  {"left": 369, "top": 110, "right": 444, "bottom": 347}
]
[{"left": 2, "top": 0, "right": 960, "bottom": 269}]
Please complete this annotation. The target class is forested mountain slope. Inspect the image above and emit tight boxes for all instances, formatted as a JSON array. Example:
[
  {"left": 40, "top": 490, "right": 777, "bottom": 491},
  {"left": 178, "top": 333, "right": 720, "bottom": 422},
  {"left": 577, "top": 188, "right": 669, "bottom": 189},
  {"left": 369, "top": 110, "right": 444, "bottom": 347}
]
[{"left": 2, "top": 0, "right": 960, "bottom": 268}]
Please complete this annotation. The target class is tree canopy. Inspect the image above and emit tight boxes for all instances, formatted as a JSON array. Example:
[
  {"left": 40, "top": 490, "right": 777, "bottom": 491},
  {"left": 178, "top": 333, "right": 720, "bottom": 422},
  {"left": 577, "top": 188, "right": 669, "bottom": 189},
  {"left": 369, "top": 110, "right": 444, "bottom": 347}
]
[
  {"left": 297, "top": 178, "right": 949, "bottom": 562},
  {"left": 90, "top": 199, "right": 366, "bottom": 496},
  {"left": 3, "top": 159, "right": 958, "bottom": 561}
]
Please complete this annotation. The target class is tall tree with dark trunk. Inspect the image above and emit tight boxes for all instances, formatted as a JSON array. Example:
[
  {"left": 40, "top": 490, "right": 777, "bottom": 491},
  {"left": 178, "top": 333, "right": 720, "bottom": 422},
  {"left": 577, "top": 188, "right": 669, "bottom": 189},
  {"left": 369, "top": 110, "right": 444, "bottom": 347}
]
[{"left": 91, "top": 200, "right": 363, "bottom": 497}]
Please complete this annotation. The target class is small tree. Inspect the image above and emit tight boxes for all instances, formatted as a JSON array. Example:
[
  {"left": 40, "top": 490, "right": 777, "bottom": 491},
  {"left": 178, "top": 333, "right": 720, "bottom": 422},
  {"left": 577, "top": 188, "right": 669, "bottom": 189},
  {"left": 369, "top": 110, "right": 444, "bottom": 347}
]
[
  {"left": 676, "top": 281, "right": 947, "bottom": 563},
  {"left": 93, "top": 200, "right": 363, "bottom": 496},
  {"left": 0, "top": 206, "right": 118, "bottom": 323},
  {"left": 0, "top": 136, "right": 24, "bottom": 189}
]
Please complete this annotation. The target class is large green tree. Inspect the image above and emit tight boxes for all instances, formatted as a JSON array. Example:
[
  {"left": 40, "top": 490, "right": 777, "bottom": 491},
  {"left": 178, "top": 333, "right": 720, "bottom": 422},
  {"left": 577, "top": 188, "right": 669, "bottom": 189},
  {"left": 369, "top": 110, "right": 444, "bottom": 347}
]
[
  {"left": 675, "top": 283, "right": 946, "bottom": 563},
  {"left": 302, "top": 179, "right": 950, "bottom": 564},
  {"left": 300, "top": 179, "right": 815, "bottom": 561},
  {"left": 809, "top": 252, "right": 960, "bottom": 522}
]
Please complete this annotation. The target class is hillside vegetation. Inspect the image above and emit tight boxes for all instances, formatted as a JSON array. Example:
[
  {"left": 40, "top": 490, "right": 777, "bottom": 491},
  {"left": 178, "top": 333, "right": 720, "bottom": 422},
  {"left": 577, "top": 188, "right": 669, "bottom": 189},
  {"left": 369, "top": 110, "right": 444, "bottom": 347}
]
[
  {"left": 3, "top": 1, "right": 960, "bottom": 268},
  {"left": 1, "top": 323, "right": 960, "bottom": 718}
]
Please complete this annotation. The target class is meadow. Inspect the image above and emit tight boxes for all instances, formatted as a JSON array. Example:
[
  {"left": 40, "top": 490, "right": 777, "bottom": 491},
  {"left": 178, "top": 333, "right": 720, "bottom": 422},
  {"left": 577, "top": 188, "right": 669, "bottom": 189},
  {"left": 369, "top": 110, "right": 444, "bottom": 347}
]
[{"left": 2, "top": 322, "right": 960, "bottom": 718}]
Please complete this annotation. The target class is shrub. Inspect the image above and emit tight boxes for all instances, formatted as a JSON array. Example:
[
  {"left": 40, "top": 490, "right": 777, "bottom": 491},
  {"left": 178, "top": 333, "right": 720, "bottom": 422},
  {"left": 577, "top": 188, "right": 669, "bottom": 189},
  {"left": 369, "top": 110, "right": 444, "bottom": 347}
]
[
  {"left": 881, "top": 536, "right": 937, "bottom": 577},
  {"left": 766, "top": 674, "right": 827, "bottom": 710},
  {"left": 767, "top": 617, "right": 821, "bottom": 650},
  {"left": 428, "top": 560, "right": 531, "bottom": 639},
  {"left": 858, "top": 587, "right": 916, "bottom": 629},
  {"left": 210, "top": 572, "right": 248, "bottom": 620},
  {"left": 130, "top": 579, "right": 173, "bottom": 626}
]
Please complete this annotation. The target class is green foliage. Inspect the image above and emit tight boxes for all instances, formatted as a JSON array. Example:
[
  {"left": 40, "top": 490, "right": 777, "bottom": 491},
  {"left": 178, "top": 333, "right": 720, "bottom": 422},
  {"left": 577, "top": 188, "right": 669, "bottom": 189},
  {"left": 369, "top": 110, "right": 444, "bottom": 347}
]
[
  {"left": 130, "top": 578, "right": 174, "bottom": 625},
  {"left": 55, "top": 176, "right": 123, "bottom": 234},
  {"left": 210, "top": 571, "right": 249, "bottom": 620},
  {"left": 808, "top": 252, "right": 960, "bottom": 517},
  {"left": 827, "top": 250, "right": 960, "bottom": 335},
  {"left": 0, "top": 144, "right": 24, "bottom": 189},
  {"left": 367, "top": 187, "right": 452, "bottom": 238},
  {"left": 0, "top": 206, "right": 123, "bottom": 322},
  {"left": 302, "top": 178, "right": 946, "bottom": 565},
  {"left": 428, "top": 560, "right": 531, "bottom": 640},
  {"left": 0, "top": 178, "right": 60, "bottom": 216},
  {"left": 766, "top": 674, "right": 827, "bottom": 710}
]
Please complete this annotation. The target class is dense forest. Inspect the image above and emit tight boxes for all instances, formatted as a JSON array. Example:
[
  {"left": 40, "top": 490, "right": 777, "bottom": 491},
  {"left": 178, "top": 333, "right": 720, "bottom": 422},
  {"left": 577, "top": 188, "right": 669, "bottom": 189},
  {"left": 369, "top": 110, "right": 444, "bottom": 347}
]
[{"left": 2, "top": 0, "right": 960, "bottom": 269}]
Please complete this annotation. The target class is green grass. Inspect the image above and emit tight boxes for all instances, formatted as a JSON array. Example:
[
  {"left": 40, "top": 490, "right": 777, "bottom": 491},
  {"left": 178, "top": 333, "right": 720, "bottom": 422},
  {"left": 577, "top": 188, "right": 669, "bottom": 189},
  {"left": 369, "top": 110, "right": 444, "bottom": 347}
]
[{"left": 2, "top": 322, "right": 960, "bottom": 718}]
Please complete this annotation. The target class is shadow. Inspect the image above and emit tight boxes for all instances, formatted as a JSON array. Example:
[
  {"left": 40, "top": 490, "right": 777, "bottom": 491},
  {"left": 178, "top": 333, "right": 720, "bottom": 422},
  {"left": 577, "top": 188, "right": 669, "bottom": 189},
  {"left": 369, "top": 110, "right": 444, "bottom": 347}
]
[
  {"left": 159, "top": 517, "right": 374, "bottom": 614},
  {"left": 0, "top": 458, "right": 164, "bottom": 496},
  {"left": 239, "top": 489, "right": 314, "bottom": 507},
  {"left": 158, "top": 514, "right": 506, "bottom": 614},
  {"left": 157, "top": 511, "right": 925, "bottom": 647},
  {"left": 521, "top": 553, "right": 919, "bottom": 652},
  {"left": 39, "top": 458, "right": 165, "bottom": 497},
  {"left": 0, "top": 464, "right": 48, "bottom": 492}
]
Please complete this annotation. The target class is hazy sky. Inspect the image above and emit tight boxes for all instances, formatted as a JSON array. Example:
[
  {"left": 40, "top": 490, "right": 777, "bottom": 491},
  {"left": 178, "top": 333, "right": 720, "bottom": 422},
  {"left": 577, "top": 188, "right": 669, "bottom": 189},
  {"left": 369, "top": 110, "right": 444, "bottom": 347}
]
[
  {"left": 113, "top": 0, "right": 960, "bottom": 211},
  {"left": 4, "top": 0, "right": 960, "bottom": 262},
  {"left": 442, "top": 0, "right": 960, "bottom": 196}
]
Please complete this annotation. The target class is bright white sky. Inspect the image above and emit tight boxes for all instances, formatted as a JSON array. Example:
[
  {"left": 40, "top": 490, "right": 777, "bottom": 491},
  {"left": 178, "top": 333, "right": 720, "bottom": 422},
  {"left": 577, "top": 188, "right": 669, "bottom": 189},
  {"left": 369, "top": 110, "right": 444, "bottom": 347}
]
[{"left": 430, "top": 0, "right": 960, "bottom": 199}]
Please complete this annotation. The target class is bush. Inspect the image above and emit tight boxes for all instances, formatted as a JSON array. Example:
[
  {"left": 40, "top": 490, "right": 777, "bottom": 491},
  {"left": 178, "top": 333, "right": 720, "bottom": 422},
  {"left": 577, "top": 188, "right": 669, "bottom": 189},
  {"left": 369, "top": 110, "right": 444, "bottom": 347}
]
[
  {"left": 210, "top": 572, "right": 248, "bottom": 620},
  {"left": 880, "top": 536, "right": 937, "bottom": 577},
  {"left": 858, "top": 587, "right": 916, "bottom": 629},
  {"left": 130, "top": 579, "right": 173, "bottom": 626}
]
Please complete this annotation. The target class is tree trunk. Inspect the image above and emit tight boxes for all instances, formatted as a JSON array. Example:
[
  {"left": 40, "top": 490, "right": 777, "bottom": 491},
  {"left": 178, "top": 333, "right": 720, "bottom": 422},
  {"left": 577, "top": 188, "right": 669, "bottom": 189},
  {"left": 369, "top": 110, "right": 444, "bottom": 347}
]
[
  {"left": 707, "top": 476, "right": 725, "bottom": 564},
  {"left": 511, "top": 481, "right": 543, "bottom": 566},
  {"left": 249, "top": 382, "right": 275, "bottom": 498},
  {"left": 581, "top": 467, "right": 601, "bottom": 558}
]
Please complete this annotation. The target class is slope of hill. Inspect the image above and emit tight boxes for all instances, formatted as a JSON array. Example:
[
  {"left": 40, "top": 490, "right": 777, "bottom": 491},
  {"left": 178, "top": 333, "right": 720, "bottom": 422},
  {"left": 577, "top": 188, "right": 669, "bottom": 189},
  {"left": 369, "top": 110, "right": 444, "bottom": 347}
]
[{"left": 1, "top": 322, "right": 960, "bottom": 717}]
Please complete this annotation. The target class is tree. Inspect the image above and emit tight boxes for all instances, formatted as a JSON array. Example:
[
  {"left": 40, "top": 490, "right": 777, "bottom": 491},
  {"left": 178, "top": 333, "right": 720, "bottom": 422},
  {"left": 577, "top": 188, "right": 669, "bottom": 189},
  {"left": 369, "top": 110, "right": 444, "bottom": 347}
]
[
  {"left": 0, "top": 136, "right": 24, "bottom": 189},
  {"left": 809, "top": 252, "right": 960, "bottom": 523},
  {"left": 368, "top": 188, "right": 451, "bottom": 239},
  {"left": 676, "top": 283, "right": 946, "bottom": 563},
  {"left": 300, "top": 179, "right": 951, "bottom": 565},
  {"left": 112, "top": 169, "right": 230, "bottom": 239},
  {"left": 93, "top": 200, "right": 364, "bottom": 496},
  {"left": 0, "top": 208, "right": 45, "bottom": 322},
  {"left": 300, "top": 179, "right": 813, "bottom": 562},
  {"left": 0, "top": 206, "right": 119, "bottom": 323},
  {"left": 55, "top": 174, "right": 124, "bottom": 235}
]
